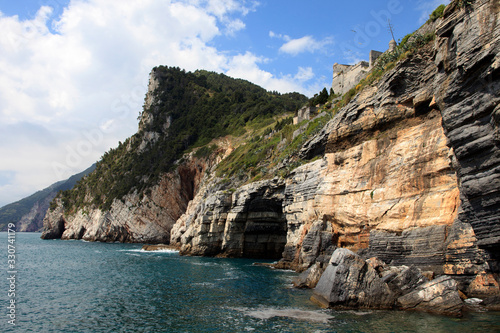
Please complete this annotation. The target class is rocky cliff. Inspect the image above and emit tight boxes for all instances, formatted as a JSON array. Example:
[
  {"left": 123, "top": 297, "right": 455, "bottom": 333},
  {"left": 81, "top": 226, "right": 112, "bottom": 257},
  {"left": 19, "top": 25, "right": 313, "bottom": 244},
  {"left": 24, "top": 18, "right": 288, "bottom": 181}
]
[
  {"left": 171, "top": 0, "right": 500, "bottom": 311},
  {"left": 41, "top": 67, "right": 307, "bottom": 243},
  {"left": 42, "top": 0, "right": 500, "bottom": 314}
]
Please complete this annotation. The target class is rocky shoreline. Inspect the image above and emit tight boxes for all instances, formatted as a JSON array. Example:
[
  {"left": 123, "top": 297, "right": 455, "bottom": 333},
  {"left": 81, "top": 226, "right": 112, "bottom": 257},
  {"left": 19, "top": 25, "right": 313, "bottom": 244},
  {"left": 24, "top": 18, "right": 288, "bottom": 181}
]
[{"left": 302, "top": 248, "right": 499, "bottom": 317}]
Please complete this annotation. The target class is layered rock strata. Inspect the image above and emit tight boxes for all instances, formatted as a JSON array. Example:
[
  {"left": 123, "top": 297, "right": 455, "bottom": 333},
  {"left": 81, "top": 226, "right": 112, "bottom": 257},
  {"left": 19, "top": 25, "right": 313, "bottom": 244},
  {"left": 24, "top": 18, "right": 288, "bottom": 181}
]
[
  {"left": 171, "top": 1, "right": 500, "bottom": 307},
  {"left": 298, "top": 0, "right": 500, "bottom": 313},
  {"left": 283, "top": 0, "right": 499, "bottom": 278},
  {"left": 171, "top": 178, "right": 287, "bottom": 259}
]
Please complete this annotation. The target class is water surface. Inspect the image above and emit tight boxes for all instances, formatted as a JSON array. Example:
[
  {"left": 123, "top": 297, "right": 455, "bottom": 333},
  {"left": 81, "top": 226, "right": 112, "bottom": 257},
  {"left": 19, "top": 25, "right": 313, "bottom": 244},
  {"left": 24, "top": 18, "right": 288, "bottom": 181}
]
[{"left": 1, "top": 233, "right": 499, "bottom": 332}]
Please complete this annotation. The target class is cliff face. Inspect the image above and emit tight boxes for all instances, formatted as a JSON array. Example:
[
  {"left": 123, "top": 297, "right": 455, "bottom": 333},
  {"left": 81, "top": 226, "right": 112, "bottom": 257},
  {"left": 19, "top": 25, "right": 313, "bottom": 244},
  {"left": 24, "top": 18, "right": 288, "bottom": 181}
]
[
  {"left": 436, "top": 0, "right": 500, "bottom": 262},
  {"left": 18, "top": 196, "right": 56, "bottom": 232},
  {"left": 41, "top": 67, "right": 307, "bottom": 243},
  {"left": 42, "top": 156, "right": 209, "bottom": 243},
  {"left": 171, "top": 177, "right": 287, "bottom": 259},
  {"left": 172, "top": 0, "right": 500, "bottom": 298}
]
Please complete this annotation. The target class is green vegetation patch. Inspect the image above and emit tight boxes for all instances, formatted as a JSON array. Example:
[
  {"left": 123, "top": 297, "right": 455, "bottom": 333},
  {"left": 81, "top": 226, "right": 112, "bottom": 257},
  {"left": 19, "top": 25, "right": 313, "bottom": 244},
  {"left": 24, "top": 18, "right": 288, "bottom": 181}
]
[
  {"left": 456, "top": 0, "right": 475, "bottom": 8},
  {"left": 375, "top": 32, "right": 435, "bottom": 72},
  {"left": 428, "top": 4, "right": 446, "bottom": 23},
  {"left": 216, "top": 111, "right": 332, "bottom": 184}
]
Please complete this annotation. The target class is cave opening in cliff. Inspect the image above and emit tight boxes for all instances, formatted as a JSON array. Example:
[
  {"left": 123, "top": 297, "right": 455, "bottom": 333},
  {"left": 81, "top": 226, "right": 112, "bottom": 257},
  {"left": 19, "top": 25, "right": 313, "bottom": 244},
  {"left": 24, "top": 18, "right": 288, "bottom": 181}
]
[
  {"left": 178, "top": 166, "right": 197, "bottom": 203},
  {"left": 242, "top": 197, "right": 287, "bottom": 259}
]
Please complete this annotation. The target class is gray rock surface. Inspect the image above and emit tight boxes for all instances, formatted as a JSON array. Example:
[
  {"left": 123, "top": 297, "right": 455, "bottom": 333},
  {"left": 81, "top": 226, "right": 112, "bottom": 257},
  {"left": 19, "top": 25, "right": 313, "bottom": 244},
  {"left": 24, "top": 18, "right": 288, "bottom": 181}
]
[
  {"left": 311, "top": 248, "right": 394, "bottom": 309},
  {"left": 292, "top": 262, "right": 324, "bottom": 289},
  {"left": 368, "top": 226, "right": 449, "bottom": 274},
  {"left": 434, "top": 0, "right": 500, "bottom": 252},
  {"left": 40, "top": 199, "right": 66, "bottom": 239},
  {"left": 397, "top": 275, "right": 464, "bottom": 317}
]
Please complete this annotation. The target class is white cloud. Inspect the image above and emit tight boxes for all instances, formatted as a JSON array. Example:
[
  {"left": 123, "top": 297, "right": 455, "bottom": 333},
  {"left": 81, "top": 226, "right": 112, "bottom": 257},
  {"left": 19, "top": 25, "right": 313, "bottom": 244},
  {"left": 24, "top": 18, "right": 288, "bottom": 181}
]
[
  {"left": 205, "top": 0, "right": 256, "bottom": 18},
  {"left": 226, "top": 55, "right": 327, "bottom": 97},
  {"left": 226, "top": 52, "right": 298, "bottom": 92},
  {"left": 279, "top": 35, "right": 333, "bottom": 56},
  {"left": 225, "top": 18, "right": 245, "bottom": 36},
  {"left": 269, "top": 31, "right": 290, "bottom": 41},
  {"left": 294, "top": 67, "right": 314, "bottom": 82},
  {"left": 0, "top": 0, "right": 309, "bottom": 207}
]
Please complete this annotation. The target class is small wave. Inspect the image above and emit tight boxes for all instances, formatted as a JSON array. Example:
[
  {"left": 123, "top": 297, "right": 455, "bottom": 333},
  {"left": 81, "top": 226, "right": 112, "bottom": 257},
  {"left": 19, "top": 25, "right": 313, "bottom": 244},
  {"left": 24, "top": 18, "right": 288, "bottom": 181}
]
[
  {"left": 192, "top": 282, "right": 216, "bottom": 287},
  {"left": 232, "top": 307, "right": 334, "bottom": 323},
  {"left": 117, "top": 249, "right": 179, "bottom": 254}
]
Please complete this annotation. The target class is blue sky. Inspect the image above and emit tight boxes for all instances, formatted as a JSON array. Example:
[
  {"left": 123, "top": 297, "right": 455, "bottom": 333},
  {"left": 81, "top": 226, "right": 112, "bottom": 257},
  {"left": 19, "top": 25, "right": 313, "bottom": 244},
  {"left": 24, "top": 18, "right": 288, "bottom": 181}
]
[{"left": 0, "top": 0, "right": 447, "bottom": 207}]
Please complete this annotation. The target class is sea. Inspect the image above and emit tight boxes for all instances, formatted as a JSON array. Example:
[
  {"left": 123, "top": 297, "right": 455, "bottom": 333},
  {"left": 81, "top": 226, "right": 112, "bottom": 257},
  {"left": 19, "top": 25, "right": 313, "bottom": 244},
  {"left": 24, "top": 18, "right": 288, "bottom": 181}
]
[{"left": 1, "top": 232, "right": 499, "bottom": 332}]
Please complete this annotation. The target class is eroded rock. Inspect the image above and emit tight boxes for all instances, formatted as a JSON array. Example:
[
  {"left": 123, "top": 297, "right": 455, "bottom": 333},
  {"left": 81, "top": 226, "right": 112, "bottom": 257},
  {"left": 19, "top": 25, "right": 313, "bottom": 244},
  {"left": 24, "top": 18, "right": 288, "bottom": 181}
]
[
  {"left": 467, "top": 271, "right": 500, "bottom": 298},
  {"left": 397, "top": 275, "right": 464, "bottom": 317},
  {"left": 292, "top": 262, "right": 324, "bottom": 289},
  {"left": 42, "top": 156, "right": 209, "bottom": 243},
  {"left": 311, "top": 248, "right": 394, "bottom": 309}
]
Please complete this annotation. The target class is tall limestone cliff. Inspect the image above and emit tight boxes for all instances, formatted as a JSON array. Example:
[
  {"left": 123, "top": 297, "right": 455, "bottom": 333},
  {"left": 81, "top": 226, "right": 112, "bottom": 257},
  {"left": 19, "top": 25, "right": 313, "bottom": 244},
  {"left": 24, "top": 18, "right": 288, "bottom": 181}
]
[{"left": 42, "top": 0, "right": 500, "bottom": 309}]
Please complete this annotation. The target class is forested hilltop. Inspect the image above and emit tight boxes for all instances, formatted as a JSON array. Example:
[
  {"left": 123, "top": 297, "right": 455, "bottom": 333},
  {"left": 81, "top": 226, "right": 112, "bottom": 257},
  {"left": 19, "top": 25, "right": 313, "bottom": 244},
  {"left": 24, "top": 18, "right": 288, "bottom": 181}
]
[{"left": 58, "top": 67, "right": 308, "bottom": 214}]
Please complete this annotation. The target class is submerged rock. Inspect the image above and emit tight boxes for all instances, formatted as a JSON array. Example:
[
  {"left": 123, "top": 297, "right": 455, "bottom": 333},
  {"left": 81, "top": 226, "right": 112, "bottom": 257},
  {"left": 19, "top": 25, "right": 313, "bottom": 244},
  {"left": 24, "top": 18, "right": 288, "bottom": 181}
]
[
  {"left": 385, "top": 265, "right": 429, "bottom": 298},
  {"left": 141, "top": 244, "right": 179, "bottom": 251}
]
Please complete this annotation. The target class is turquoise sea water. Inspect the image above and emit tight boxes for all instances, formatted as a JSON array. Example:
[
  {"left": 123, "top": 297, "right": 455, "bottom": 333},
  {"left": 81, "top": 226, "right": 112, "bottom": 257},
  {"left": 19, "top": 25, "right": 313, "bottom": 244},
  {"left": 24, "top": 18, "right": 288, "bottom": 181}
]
[{"left": 1, "top": 232, "right": 499, "bottom": 332}]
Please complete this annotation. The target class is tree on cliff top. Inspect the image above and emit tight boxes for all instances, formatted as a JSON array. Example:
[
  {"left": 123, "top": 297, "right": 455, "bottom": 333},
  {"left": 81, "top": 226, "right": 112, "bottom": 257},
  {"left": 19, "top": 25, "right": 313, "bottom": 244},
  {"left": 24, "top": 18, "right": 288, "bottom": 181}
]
[{"left": 309, "top": 87, "right": 329, "bottom": 107}]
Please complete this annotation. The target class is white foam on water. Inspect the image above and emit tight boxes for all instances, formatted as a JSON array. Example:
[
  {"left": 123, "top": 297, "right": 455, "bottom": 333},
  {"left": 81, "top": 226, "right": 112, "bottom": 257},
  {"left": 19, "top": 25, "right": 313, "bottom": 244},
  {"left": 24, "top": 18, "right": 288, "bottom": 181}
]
[
  {"left": 232, "top": 307, "right": 334, "bottom": 323},
  {"left": 192, "top": 262, "right": 220, "bottom": 266},
  {"left": 338, "top": 310, "right": 373, "bottom": 316}
]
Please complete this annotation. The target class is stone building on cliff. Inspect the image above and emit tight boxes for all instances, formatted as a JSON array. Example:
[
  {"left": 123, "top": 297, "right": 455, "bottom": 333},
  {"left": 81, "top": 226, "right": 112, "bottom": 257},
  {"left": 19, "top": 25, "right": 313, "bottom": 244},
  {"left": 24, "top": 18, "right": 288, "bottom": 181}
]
[
  {"left": 293, "top": 106, "right": 318, "bottom": 125},
  {"left": 332, "top": 49, "right": 383, "bottom": 96}
]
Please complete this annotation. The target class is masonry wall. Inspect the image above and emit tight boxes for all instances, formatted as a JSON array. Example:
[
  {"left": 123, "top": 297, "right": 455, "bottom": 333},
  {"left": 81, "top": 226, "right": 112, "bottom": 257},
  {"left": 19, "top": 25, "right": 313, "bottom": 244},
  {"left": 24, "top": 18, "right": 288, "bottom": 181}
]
[{"left": 331, "top": 61, "right": 369, "bottom": 96}]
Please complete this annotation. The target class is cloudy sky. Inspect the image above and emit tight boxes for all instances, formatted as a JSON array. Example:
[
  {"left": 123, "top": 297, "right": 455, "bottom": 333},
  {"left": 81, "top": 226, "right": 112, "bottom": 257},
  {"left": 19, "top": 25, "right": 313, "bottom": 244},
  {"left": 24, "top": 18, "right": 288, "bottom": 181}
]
[{"left": 0, "top": 0, "right": 446, "bottom": 207}]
